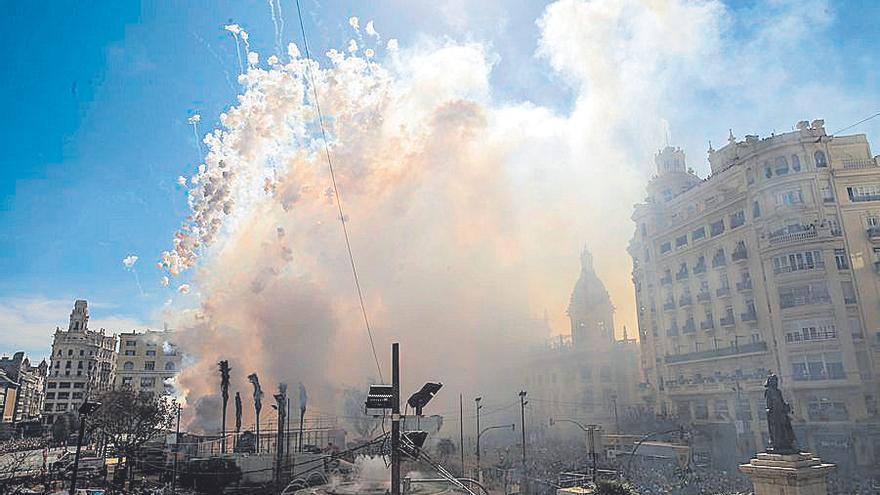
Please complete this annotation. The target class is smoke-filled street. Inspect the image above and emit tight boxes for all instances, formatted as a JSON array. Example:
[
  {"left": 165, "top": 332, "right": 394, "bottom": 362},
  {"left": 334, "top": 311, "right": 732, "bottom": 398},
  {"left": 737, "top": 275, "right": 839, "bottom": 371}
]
[{"left": 2, "top": 1, "right": 880, "bottom": 494}]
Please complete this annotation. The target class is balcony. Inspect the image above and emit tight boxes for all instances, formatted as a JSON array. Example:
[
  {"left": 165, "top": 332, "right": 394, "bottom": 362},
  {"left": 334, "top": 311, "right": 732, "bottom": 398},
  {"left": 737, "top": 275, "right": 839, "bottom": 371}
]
[
  {"left": 779, "top": 294, "right": 832, "bottom": 309},
  {"left": 867, "top": 227, "right": 880, "bottom": 241},
  {"left": 766, "top": 228, "right": 830, "bottom": 247},
  {"left": 676, "top": 270, "right": 689, "bottom": 281},
  {"left": 660, "top": 275, "right": 672, "bottom": 286},
  {"left": 841, "top": 158, "right": 878, "bottom": 169},
  {"left": 700, "top": 320, "right": 715, "bottom": 331},
  {"left": 682, "top": 320, "right": 696, "bottom": 334},
  {"left": 663, "top": 301, "right": 676, "bottom": 311},
  {"left": 773, "top": 261, "right": 825, "bottom": 275},
  {"left": 732, "top": 247, "right": 748, "bottom": 262},
  {"left": 679, "top": 295, "right": 693, "bottom": 307},
  {"left": 712, "top": 256, "right": 727, "bottom": 268},
  {"left": 740, "top": 310, "right": 758, "bottom": 322},
  {"left": 716, "top": 287, "right": 731, "bottom": 297},
  {"left": 736, "top": 280, "right": 753, "bottom": 292},
  {"left": 697, "top": 291, "right": 711, "bottom": 303},
  {"left": 720, "top": 314, "right": 735, "bottom": 327},
  {"left": 665, "top": 341, "right": 768, "bottom": 364}
]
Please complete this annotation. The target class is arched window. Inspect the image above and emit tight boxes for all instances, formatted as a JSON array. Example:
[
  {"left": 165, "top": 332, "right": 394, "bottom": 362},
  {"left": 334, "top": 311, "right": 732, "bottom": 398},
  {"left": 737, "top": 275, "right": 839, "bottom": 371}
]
[
  {"left": 763, "top": 161, "right": 772, "bottom": 178},
  {"left": 814, "top": 150, "right": 827, "bottom": 167},
  {"left": 746, "top": 168, "right": 755, "bottom": 185},
  {"left": 774, "top": 156, "right": 789, "bottom": 175},
  {"left": 165, "top": 362, "right": 176, "bottom": 371},
  {"left": 123, "top": 361, "right": 134, "bottom": 371},
  {"left": 791, "top": 155, "right": 801, "bottom": 171}
]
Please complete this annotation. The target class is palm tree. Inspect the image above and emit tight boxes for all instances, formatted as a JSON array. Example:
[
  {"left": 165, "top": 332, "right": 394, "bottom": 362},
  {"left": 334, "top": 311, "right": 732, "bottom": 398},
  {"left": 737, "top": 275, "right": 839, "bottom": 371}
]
[
  {"left": 248, "top": 373, "right": 263, "bottom": 452},
  {"left": 219, "top": 360, "right": 230, "bottom": 453}
]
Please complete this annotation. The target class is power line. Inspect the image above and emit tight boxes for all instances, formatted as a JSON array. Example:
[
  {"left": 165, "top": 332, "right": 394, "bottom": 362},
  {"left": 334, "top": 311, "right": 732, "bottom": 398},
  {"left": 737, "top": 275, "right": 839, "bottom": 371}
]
[
  {"left": 832, "top": 111, "right": 880, "bottom": 135},
  {"left": 294, "top": 0, "right": 383, "bottom": 382}
]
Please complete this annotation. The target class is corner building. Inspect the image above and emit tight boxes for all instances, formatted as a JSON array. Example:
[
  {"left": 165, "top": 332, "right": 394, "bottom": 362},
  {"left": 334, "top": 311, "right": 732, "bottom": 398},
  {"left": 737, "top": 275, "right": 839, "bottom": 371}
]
[
  {"left": 629, "top": 120, "right": 880, "bottom": 473},
  {"left": 114, "top": 329, "right": 182, "bottom": 396}
]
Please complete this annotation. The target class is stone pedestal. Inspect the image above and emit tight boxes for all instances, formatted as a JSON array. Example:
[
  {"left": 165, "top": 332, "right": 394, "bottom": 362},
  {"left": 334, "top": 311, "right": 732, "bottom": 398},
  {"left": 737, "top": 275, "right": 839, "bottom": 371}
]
[{"left": 739, "top": 452, "right": 836, "bottom": 495}]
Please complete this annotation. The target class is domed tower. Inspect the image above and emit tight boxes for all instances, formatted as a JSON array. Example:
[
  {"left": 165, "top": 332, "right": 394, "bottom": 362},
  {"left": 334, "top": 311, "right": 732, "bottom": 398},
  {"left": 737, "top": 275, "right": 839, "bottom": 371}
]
[
  {"left": 646, "top": 146, "right": 701, "bottom": 203},
  {"left": 568, "top": 248, "right": 615, "bottom": 348},
  {"left": 68, "top": 299, "right": 89, "bottom": 332}
]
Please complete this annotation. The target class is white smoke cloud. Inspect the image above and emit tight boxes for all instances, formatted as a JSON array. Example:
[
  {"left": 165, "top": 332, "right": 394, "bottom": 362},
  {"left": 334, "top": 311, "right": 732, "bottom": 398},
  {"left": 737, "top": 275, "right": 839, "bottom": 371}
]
[
  {"left": 122, "top": 254, "right": 139, "bottom": 268},
  {"left": 348, "top": 16, "right": 360, "bottom": 31},
  {"left": 162, "top": 0, "right": 868, "bottom": 429},
  {"left": 177, "top": 284, "right": 191, "bottom": 294},
  {"left": 365, "top": 20, "right": 378, "bottom": 38}
]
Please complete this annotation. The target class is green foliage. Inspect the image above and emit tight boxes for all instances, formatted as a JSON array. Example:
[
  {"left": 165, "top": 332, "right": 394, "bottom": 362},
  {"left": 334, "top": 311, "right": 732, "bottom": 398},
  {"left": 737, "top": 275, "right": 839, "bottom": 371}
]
[
  {"left": 51, "top": 411, "right": 78, "bottom": 443},
  {"left": 87, "top": 388, "right": 176, "bottom": 457}
]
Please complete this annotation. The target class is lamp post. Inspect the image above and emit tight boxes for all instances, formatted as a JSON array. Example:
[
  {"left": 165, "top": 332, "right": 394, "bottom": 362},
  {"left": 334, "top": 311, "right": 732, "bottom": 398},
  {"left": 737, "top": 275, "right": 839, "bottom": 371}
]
[
  {"left": 476, "top": 424, "right": 515, "bottom": 482},
  {"left": 474, "top": 397, "right": 482, "bottom": 479},
  {"left": 69, "top": 400, "right": 101, "bottom": 494},
  {"left": 550, "top": 417, "right": 598, "bottom": 484},
  {"left": 519, "top": 390, "right": 528, "bottom": 495}
]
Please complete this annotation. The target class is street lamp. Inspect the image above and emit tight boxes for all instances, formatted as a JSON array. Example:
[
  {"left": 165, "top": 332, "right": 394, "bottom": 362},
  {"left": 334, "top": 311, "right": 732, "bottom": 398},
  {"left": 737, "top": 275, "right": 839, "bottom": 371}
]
[
  {"left": 69, "top": 400, "right": 101, "bottom": 494},
  {"left": 549, "top": 417, "right": 598, "bottom": 485},
  {"left": 476, "top": 424, "right": 515, "bottom": 482}
]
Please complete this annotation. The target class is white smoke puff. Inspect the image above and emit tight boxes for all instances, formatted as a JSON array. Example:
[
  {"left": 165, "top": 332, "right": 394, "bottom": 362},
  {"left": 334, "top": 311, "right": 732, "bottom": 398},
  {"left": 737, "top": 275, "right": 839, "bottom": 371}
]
[
  {"left": 247, "top": 51, "right": 259, "bottom": 66},
  {"left": 348, "top": 16, "right": 359, "bottom": 30},
  {"left": 348, "top": 39, "right": 358, "bottom": 53},
  {"left": 177, "top": 284, "right": 191, "bottom": 294},
  {"left": 223, "top": 24, "right": 241, "bottom": 34},
  {"left": 177, "top": 176, "right": 187, "bottom": 186},
  {"left": 122, "top": 254, "right": 139, "bottom": 268},
  {"left": 267, "top": 54, "right": 279, "bottom": 65},
  {"left": 161, "top": 276, "right": 170, "bottom": 287},
  {"left": 287, "top": 42, "right": 300, "bottom": 59},
  {"left": 239, "top": 30, "right": 249, "bottom": 42},
  {"left": 187, "top": 114, "right": 201, "bottom": 124},
  {"left": 364, "top": 48, "right": 375, "bottom": 59},
  {"left": 387, "top": 38, "right": 399, "bottom": 51},
  {"left": 365, "top": 20, "right": 378, "bottom": 38}
]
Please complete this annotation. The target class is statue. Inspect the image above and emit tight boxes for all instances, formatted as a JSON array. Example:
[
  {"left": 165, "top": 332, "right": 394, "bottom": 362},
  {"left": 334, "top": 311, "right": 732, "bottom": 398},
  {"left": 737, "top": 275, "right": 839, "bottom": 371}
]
[{"left": 764, "top": 373, "right": 797, "bottom": 454}]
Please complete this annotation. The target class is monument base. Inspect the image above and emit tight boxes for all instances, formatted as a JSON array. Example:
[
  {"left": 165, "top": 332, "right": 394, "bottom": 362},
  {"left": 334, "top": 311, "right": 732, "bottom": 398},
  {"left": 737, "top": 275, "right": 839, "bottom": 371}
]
[{"left": 739, "top": 452, "right": 836, "bottom": 495}]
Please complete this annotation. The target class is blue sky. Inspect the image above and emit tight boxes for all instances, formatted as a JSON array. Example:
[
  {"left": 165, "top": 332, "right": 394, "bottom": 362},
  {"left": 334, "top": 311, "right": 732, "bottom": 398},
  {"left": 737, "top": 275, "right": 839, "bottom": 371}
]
[{"left": 1, "top": 0, "right": 879, "bottom": 359}]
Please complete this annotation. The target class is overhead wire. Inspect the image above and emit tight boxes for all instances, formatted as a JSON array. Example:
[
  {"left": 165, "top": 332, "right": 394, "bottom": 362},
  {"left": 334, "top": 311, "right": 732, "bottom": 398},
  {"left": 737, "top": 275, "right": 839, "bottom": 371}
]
[
  {"left": 293, "top": 0, "right": 383, "bottom": 383},
  {"left": 832, "top": 111, "right": 880, "bottom": 135}
]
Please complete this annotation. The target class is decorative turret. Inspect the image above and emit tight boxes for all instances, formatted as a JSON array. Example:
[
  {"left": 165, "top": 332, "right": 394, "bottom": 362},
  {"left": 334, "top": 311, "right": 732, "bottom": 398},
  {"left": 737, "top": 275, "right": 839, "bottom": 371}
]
[
  {"left": 654, "top": 146, "right": 687, "bottom": 175},
  {"left": 68, "top": 299, "right": 89, "bottom": 332}
]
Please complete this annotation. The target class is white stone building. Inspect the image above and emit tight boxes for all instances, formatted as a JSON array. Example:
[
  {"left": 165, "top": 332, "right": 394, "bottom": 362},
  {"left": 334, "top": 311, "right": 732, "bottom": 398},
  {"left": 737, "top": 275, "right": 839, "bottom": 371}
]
[
  {"left": 629, "top": 120, "right": 880, "bottom": 473},
  {"left": 114, "top": 329, "right": 181, "bottom": 396}
]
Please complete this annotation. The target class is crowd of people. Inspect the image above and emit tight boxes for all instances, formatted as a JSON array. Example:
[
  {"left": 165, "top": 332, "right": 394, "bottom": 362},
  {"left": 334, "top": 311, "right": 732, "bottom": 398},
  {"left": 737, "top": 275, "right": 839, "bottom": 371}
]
[
  {"left": 0, "top": 436, "right": 45, "bottom": 454},
  {"left": 626, "top": 459, "right": 751, "bottom": 495}
]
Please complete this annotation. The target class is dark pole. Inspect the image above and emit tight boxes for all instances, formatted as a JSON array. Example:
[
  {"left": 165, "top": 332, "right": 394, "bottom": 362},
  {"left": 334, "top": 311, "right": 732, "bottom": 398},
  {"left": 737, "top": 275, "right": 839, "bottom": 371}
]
[
  {"left": 173, "top": 403, "right": 181, "bottom": 494},
  {"left": 519, "top": 390, "right": 527, "bottom": 494},
  {"left": 612, "top": 397, "right": 620, "bottom": 435},
  {"left": 588, "top": 426, "right": 597, "bottom": 484},
  {"left": 256, "top": 412, "right": 260, "bottom": 454},
  {"left": 298, "top": 409, "right": 305, "bottom": 453},
  {"left": 475, "top": 397, "right": 482, "bottom": 480},
  {"left": 287, "top": 397, "right": 291, "bottom": 463},
  {"left": 391, "top": 343, "right": 401, "bottom": 495},
  {"left": 69, "top": 415, "right": 88, "bottom": 494},
  {"left": 459, "top": 394, "right": 465, "bottom": 477}
]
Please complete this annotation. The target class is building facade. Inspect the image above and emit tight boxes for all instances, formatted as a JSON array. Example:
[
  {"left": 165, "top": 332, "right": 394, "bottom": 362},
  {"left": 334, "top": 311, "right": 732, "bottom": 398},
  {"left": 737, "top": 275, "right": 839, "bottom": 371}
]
[
  {"left": 44, "top": 300, "right": 118, "bottom": 424},
  {"left": 525, "top": 249, "right": 641, "bottom": 437},
  {"left": 114, "top": 329, "right": 182, "bottom": 396},
  {"left": 629, "top": 120, "right": 880, "bottom": 472},
  {"left": 0, "top": 352, "right": 48, "bottom": 423}
]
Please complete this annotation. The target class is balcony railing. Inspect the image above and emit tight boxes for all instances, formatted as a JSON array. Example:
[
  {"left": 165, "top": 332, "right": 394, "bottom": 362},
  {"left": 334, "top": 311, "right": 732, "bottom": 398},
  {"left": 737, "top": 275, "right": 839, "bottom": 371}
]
[
  {"left": 736, "top": 280, "right": 753, "bottom": 291},
  {"left": 767, "top": 229, "right": 819, "bottom": 246},
  {"left": 663, "top": 301, "right": 676, "bottom": 311},
  {"left": 841, "top": 158, "right": 877, "bottom": 169},
  {"left": 740, "top": 310, "right": 758, "bottom": 322},
  {"left": 785, "top": 328, "right": 837, "bottom": 343},
  {"left": 732, "top": 248, "right": 748, "bottom": 262},
  {"left": 779, "top": 294, "right": 831, "bottom": 309},
  {"left": 700, "top": 320, "right": 715, "bottom": 330},
  {"left": 676, "top": 270, "right": 689, "bottom": 281},
  {"left": 679, "top": 295, "right": 693, "bottom": 307},
  {"left": 665, "top": 341, "right": 768, "bottom": 364},
  {"left": 682, "top": 320, "right": 696, "bottom": 334},
  {"left": 660, "top": 275, "right": 672, "bottom": 286},
  {"left": 773, "top": 261, "right": 825, "bottom": 275},
  {"left": 697, "top": 291, "right": 711, "bottom": 303},
  {"left": 720, "top": 314, "right": 735, "bottom": 326},
  {"left": 867, "top": 227, "right": 880, "bottom": 240},
  {"left": 716, "top": 287, "right": 731, "bottom": 297}
]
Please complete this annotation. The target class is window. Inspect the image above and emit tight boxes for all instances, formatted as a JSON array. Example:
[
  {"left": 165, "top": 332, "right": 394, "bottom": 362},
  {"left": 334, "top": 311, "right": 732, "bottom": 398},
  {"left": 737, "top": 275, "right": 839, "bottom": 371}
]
[
  {"left": 730, "top": 210, "right": 745, "bottom": 229},
  {"left": 834, "top": 249, "right": 849, "bottom": 269},
  {"left": 165, "top": 362, "right": 176, "bottom": 371},
  {"left": 141, "top": 377, "right": 156, "bottom": 388},
  {"left": 73, "top": 382, "right": 84, "bottom": 389},
  {"left": 829, "top": 216, "right": 841, "bottom": 236},
  {"left": 774, "top": 156, "right": 789, "bottom": 175},
  {"left": 126, "top": 341, "right": 137, "bottom": 347},
  {"left": 144, "top": 361, "right": 156, "bottom": 371},
  {"left": 65, "top": 361, "right": 71, "bottom": 368},
  {"left": 847, "top": 184, "right": 880, "bottom": 202},
  {"left": 710, "top": 220, "right": 725, "bottom": 237},
  {"left": 692, "top": 226, "right": 705, "bottom": 241},
  {"left": 777, "top": 189, "right": 804, "bottom": 206},
  {"left": 808, "top": 396, "right": 848, "bottom": 421},
  {"left": 124, "top": 350, "right": 136, "bottom": 356},
  {"left": 791, "top": 154, "right": 802, "bottom": 171},
  {"left": 146, "top": 350, "right": 156, "bottom": 356},
  {"left": 67, "top": 350, "right": 73, "bottom": 356},
  {"left": 57, "top": 392, "right": 69, "bottom": 399},
  {"left": 746, "top": 168, "right": 755, "bottom": 185},
  {"left": 735, "top": 398, "right": 752, "bottom": 421},
  {"left": 47, "top": 382, "right": 57, "bottom": 389},
  {"left": 778, "top": 282, "right": 831, "bottom": 309},
  {"left": 814, "top": 150, "right": 827, "bottom": 168},
  {"left": 791, "top": 352, "right": 845, "bottom": 381},
  {"left": 675, "top": 235, "right": 687, "bottom": 248},
  {"left": 784, "top": 318, "right": 837, "bottom": 343},
  {"left": 764, "top": 164, "right": 772, "bottom": 179},
  {"left": 72, "top": 392, "right": 82, "bottom": 400},
  {"left": 123, "top": 361, "right": 134, "bottom": 371},
  {"left": 821, "top": 182, "right": 834, "bottom": 202},
  {"left": 841, "top": 281, "right": 856, "bottom": 304},
  {"left": 121, "top": 377, "right": 133, "bottom": 387},
  {"left": 772, "top": 250, "right": 823, "bottom": 274},
  {"left": 660, "top": 242, "right": 671, "bottom": 254}
]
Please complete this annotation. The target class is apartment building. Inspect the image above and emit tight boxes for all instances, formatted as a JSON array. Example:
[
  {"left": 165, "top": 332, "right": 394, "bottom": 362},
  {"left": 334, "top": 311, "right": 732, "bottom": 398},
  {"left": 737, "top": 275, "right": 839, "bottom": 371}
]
[
  {"left": 0, "top": 352, "right": 48, "bottom": 423},
  {"left": 114, "top": 329, "right": 181, "bottom": 396},
  {"left": 629, "top": 120, "right": 880, "bottom": 472},
  {"left": 44, "top": 300, "right": 118, "bottom": 424}
]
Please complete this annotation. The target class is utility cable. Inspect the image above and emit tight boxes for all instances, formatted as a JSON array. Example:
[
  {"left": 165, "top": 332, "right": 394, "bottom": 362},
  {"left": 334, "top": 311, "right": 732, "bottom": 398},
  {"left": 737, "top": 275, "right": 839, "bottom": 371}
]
[
  {"left": 294, "top": 0, "right": 383, "bottom": 382},
  {"left": 832, "top": 111, "right": 880, "bottom": 135}
]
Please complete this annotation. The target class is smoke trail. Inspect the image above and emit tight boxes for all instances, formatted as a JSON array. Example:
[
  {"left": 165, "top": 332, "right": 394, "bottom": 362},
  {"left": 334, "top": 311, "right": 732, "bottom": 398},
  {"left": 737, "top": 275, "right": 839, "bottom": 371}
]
[
  {"left": 122, "top": 254, "right": 144, "bottom": 296},
  {"left": 267, "top": 0, "right": 285, "bottom": 55},
  {"left": 224, "top": 24, "right": 245, "bottom": 75},
  {"left": 187, "top": 114, "right": 203, "bottom": 158}
]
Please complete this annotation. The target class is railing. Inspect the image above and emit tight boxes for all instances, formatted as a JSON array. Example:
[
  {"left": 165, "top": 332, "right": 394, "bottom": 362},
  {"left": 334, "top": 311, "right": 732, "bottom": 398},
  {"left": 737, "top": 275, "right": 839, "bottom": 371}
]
[
  {"left": 768, "top": 229, "right": 818, "bottom": 245},
  {"left": 720, "top": 314, "right": 735, "bottom": 326},
  {"left": 732, "top": 248, "right": 748, "bottom": 261},
  {"left": 785, "top": 329, "right": 837, "bottom": 343},
  {"left": 736, "top": 280, "right": 753, "bottom": 291},
  {"left": 779, "top": 294, "right": 832, "bottom": 309},
  {"left": 679, "top": 295, "right": 693, "bottom": 307},
  {"left": 774, "top": 261, "right": 825, "bottom": 275},
  {"left": 700, "top": 320, "right": 715, "bottom": 330},
  {"left": 844, "top": 297, "right": 857, "bottom": 305},
  {"left": 841, "top": 158, "right": 877, "bottom": 169},
  {"left": 665, "top": 341, "right": 768, "bottom": 364},
  {"left": 851, "top": 193, "right": 880, "bottom": 202},
  {"left": 867, "top": 227, "right": 880, "bottom": 240},
  {"left": 740, "top": 311, "right": 758, "bottom": 322},
  {"left": 716, "top": 287, "right": 731, "bottom": 297},
  {"left": 697, "top": 292, "right": 711, "bottom": 303}
]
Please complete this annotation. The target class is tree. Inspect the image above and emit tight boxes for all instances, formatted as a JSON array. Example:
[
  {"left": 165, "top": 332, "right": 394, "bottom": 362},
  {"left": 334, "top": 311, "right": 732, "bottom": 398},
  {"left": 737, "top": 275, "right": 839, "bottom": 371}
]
[
  {"left": 87, "top": 389, "right": 175, "bottom": 485},
  {"left": 218, "top": 360, "right": 231, "bottom": 453},
  {"left": 51, "top": 411, "right": 78, "bottom": 444}
]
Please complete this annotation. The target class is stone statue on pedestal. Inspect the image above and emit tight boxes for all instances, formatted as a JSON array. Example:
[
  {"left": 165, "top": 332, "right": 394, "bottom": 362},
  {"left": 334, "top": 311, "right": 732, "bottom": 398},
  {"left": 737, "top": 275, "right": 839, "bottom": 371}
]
[{"left": 764, "top": 373, "right": 797, "bottom": 454}]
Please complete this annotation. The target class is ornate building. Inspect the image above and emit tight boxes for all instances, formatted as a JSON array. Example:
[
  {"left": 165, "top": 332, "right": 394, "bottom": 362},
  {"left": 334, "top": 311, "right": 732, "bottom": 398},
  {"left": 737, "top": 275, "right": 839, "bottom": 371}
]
[
  {"left": 44, "top": 300, "right": 118, "bottom": 424},
  {"left": 629, "top": 120, "right": 880, "bottom": 473},
  {"left": 0, "top": 352, "right": 48, "bottom": 423},
  {"left": 114, "top": 328, "right": 182, "bottom": 396},
  {"left": 525, "top": 249, "right": 640, "bottom": 438}
]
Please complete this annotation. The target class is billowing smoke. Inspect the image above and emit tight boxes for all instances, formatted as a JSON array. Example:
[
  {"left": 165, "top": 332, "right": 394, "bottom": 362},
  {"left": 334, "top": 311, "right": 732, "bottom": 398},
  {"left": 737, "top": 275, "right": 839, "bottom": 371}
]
[{"left": 159, "top": 0, "right": 838, "bottom": 431}]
